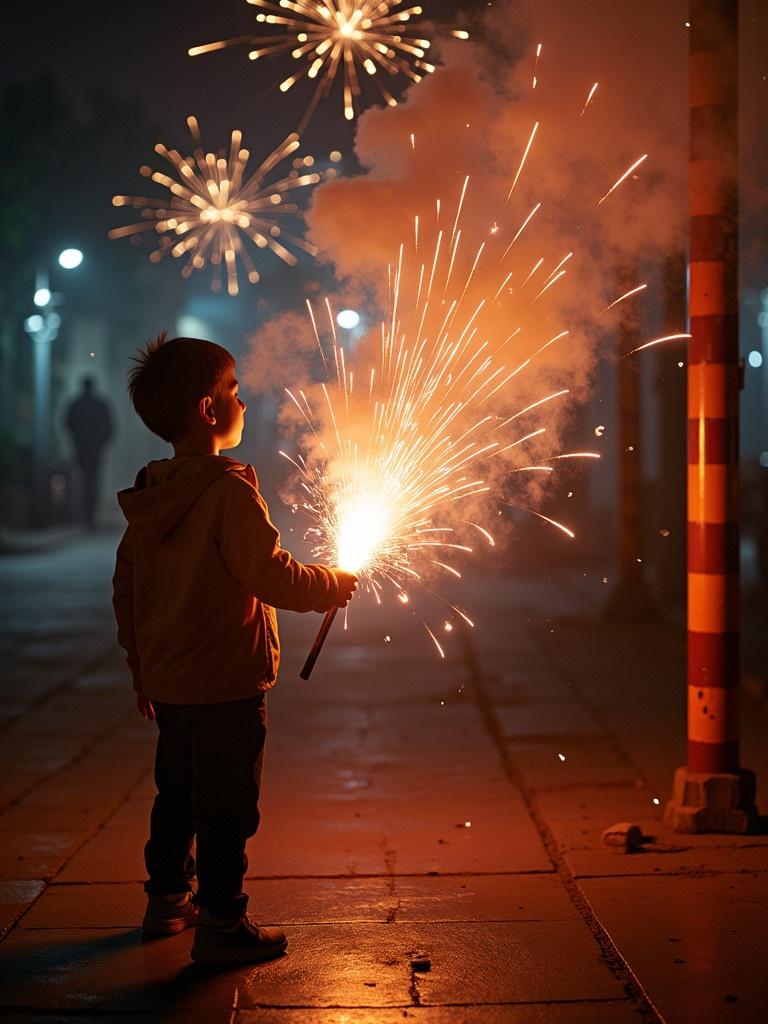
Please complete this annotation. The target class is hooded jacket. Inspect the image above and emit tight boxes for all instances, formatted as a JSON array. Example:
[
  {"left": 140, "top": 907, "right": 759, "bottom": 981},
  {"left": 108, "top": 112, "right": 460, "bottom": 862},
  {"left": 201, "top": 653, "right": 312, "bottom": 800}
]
[{"left": 112, "top": 455, "right": 339, "bottom": 704}]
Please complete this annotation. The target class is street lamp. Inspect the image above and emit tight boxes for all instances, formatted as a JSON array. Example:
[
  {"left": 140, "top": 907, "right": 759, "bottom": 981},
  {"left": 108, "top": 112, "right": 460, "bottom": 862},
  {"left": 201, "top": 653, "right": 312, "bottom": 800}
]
[
  {"left": 58, "top": 248, "right": 83, "bottom": 270},
  {"left": 336, "top": 308, "right": 360, "bottom": 331},
  {"left": 25, "top": 252, "right": 83, "bottom": 494}
]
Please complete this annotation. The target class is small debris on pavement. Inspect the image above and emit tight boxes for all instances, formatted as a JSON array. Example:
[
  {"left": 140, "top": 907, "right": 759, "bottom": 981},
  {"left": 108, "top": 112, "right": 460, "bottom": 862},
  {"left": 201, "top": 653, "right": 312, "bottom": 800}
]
[
  {"left": 411, "top": 956, "right": 431, "bottom": 972},
  {"left": 602, "top": 821, "right": 644, "bottom": 851}
]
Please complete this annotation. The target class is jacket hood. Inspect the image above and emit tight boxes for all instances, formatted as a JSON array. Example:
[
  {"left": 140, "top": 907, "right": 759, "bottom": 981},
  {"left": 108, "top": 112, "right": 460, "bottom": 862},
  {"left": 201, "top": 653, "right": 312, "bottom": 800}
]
[{"left": 117, "top": 455, "right": 247, "bottom": 540}]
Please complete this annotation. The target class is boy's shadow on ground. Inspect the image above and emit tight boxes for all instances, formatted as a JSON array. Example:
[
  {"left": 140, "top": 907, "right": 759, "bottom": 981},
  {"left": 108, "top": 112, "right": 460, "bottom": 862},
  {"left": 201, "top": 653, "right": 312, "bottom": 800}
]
[{"left": 0, "top": 928, "right": 284, "bottom": 1014}]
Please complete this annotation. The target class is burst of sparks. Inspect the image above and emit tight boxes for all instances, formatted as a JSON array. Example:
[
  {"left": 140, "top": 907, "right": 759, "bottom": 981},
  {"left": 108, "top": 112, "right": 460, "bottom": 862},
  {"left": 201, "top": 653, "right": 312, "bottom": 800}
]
[
  {"left": 281, "top": 180, "right": 589, "bottom": 653},
  {"left": 597, "top": 153, "right": 648, "bottom": 205},
  {"left": 109, "top": 117, "right": 319, "bottom": 295},
  {"left": 189, "top": 1, "right": 468, "bottom": 128}
]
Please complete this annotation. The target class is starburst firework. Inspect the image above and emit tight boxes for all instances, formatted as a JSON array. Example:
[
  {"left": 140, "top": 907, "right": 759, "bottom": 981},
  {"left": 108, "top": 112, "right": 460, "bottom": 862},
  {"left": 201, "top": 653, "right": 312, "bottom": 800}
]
[
  {"left": 109, "top": 117, "right": 321, "bottom": 295},
  {"left": 189, "top": 1, "right": 469, "bottom": 126}
]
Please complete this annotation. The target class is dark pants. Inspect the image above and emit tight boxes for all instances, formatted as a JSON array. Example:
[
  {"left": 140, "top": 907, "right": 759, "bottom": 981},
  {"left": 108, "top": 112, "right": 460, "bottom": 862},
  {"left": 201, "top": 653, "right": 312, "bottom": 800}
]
[{"left": 145, "top": 694, "right": 267, "bottom": 918}]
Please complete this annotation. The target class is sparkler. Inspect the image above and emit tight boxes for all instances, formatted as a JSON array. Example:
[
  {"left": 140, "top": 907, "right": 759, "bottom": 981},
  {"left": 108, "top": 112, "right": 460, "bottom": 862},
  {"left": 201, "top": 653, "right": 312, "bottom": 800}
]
[
  {"left": 285, "top": 46, "right": 686, "bottom": 676},
  {"left": 286, "top": 179, "right": 601, "bottom": 677},
  {"left": 109, "top": 117, "right": 320, "bottom": 295},
  {"left": 189, "top": 1, "right": 469, "bottom": 128}
]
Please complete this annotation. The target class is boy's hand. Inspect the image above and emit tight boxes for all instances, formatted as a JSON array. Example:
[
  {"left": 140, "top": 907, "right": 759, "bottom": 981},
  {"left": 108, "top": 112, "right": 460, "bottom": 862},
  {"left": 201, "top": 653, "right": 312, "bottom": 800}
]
[
  {"left": 136, "top": 693, "right": 156, "bottom": 721},
  {"left": 333, "top": 570, "right": 358, "bottom": 607}
]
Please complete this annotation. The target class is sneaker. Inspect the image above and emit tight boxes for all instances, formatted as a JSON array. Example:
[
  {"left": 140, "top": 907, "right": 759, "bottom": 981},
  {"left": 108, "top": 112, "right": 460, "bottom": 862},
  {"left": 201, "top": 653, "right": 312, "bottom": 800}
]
[
  {"left": 191, "top": 911, "right": 287, "bottom": 965},
  {"left": 142, "top": 892, "right": 199, "bottom": 936}
]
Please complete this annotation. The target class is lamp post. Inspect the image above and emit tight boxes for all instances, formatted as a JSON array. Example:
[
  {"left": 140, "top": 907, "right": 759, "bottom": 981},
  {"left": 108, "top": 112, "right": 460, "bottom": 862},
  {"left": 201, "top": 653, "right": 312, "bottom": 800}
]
[{"left": 23, "top": 250, "right": 83, "bottom": 519}]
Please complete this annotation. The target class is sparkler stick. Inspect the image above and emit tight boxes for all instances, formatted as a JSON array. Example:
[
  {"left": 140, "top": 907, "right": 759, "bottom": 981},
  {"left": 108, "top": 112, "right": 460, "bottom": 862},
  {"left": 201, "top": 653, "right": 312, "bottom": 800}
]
[{"left": 300, "top": 607, "right": 338, "bottom": 679}]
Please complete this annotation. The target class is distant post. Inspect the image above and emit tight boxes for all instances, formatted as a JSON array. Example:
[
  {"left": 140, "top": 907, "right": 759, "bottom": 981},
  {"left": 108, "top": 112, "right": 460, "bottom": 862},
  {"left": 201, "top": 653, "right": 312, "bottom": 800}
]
[
  {"left": 604, "top": 263, "right": 656, "bottom": 620},
  {"left": 664, "top": 0, "right": 757, "bottom": 832}
]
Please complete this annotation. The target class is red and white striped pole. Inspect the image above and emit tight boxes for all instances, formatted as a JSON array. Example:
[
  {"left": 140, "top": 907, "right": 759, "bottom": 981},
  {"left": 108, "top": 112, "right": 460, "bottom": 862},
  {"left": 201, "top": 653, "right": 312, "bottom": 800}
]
[{"left": 665, "top": 0, "right": 756, "bottom": 832}]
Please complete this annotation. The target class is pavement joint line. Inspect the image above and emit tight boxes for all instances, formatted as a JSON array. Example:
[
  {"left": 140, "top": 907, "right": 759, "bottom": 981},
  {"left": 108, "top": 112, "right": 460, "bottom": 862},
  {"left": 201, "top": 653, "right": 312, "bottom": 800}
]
[
  {"left": 239, "top": 870, "right": 557, "bottom": 880},
  {"left": 228, "top": 997, "right": 640, "bottom": 1011},
  {"left": 0, "top": 687, "right": 147, "bottom": 815},
  {"left": 45, "top": 869, "right": 558, "bottom": 886},
  {"left": 0, "top": 642, "right": 115, "bottom": 740},
  {"left": 1, "top": 762, "right": 153, "bottom": 943},
  {"left": 459, "top": 625, "right": 666, "bottom": 1024},
  {"left": 528, "top": 781, "right": 646, "bottom": 793},
  {"left": 530, "top": 626, "right": 656, "bottom": 792}
]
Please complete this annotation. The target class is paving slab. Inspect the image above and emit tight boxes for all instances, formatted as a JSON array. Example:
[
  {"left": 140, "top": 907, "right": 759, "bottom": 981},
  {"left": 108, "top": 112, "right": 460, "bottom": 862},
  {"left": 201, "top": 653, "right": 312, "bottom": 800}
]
[
  {"left": 17, "top": 882, "right": 146, "bottom": 930},
  {"left": 0, "top": 800, "right": 115, "bottom": 834},
  {"left": 0, "top": 879, "right": 45, "bottom": 937},
  {"left": 0, "top": 920, "right": 624, "bottom": 1013},
  {"left": 580, "top": 874, "right": 768, "bottom": 1024},
  {"left": 56, "top": 827, "right": 146, "bottom": 884},
  {"left": 413, "top": 920, "right": 625, "bottom": 1006},
  {"left": 255, "top": 794, "right": 550, "bottom": 876},
  {"left": 506, "top": 738, "right": 641, "bottom": 791},
  {"left": 392, "top": 874, "right": 575, "bottom": 923},
  {"left": 344, "top": 764, "right": 511, "bottom": 802},
  {"left": 534, "top": 786, "right": 768, "bottom": 878},
  {"left": 496, "top": 702, "right": 602, "bottom": 740},
  {"left": 18, "top": 878, "right": 395, "bottom": 930},
  {"left": 375, "top": 796, "right": 551, "bottom": 875},
  {"left": 234, "top": 922, "right": 624, "bottom": 1009},
  {"left": 0, "top": 831, "right": 83, "bottom": 880}
]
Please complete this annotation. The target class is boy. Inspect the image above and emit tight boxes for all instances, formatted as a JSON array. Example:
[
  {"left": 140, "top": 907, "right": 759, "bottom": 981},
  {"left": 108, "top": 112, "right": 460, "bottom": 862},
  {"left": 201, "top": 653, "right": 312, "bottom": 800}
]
[{"left": 112, "top": 333, "right": 356, "bottom": 965}]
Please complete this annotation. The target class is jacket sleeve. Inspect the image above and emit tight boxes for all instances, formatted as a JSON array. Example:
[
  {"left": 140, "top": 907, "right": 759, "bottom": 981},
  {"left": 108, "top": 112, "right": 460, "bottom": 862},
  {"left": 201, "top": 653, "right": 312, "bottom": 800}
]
[
  {"left": 216, "top": 473, "right": 340, "bottom": 613},
  {"left": 112, "top": 527, "right": 143, "bottom": 691}
]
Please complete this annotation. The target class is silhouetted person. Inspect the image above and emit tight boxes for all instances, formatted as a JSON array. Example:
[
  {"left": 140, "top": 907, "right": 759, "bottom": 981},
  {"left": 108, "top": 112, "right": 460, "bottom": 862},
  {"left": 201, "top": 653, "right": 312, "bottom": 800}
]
[{"left": 65, "top": 376, "right": 114, "bottom": 529}]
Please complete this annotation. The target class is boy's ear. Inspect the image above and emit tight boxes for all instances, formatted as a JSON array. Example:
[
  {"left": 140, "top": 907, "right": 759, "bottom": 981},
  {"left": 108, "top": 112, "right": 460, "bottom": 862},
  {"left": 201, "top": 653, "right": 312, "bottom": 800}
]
[{"left": 199, "top": 395, "right": 216, "bottom": 425}]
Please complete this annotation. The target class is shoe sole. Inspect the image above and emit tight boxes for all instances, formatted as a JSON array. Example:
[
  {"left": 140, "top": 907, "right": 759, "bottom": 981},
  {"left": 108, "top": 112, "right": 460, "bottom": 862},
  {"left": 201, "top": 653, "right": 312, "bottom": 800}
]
[
  {"left": 142, "top": 916, "right": 198, "bottom": 936},
  {"left": 190, "top": 939, "right": 288, "bottom": 965}
]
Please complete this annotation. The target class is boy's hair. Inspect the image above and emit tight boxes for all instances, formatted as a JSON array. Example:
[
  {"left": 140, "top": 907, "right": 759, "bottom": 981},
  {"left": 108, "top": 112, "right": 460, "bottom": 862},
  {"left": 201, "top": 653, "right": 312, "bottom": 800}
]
[{"left": 128, "top": 332, "right": 235, "bottom": 442}]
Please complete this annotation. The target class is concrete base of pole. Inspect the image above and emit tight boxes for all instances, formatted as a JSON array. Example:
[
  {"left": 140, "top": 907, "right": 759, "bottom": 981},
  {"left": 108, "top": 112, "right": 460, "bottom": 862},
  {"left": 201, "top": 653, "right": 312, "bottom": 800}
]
[{"left": 664, "top": 766, "right": 758, "bottom": 834}]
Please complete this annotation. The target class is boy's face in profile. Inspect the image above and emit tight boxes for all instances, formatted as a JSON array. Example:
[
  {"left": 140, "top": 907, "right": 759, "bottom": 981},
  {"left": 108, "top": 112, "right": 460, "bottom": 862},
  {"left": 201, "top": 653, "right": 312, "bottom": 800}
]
[{"left": 212, "top": 371, "right": 246, "bottom": 451}]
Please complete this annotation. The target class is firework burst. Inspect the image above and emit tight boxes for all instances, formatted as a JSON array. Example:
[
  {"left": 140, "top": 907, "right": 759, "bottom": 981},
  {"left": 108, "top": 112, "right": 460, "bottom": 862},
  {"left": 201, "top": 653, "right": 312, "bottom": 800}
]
[
  {"left": 109, "top": 117, "right": 321, "bottom": 295},
  {"left": 189, "top": 1, "right": 469, "bottom": 127}
]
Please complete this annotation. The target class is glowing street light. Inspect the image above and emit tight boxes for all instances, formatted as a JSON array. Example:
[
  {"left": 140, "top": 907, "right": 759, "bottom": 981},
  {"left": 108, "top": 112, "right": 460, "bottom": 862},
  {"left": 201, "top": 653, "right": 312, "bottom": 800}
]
[
  {"left": 58, "top": 248, "right": 83, "bottom": 270},
  {"left": 336, "top": 308, "right": 360, "bottom": 330},
  {"left": 26, "top": 250, "right": 83, "bottom": 485},
  {"left": 24, "top": 314, "right": 45, "bottom": 334}
]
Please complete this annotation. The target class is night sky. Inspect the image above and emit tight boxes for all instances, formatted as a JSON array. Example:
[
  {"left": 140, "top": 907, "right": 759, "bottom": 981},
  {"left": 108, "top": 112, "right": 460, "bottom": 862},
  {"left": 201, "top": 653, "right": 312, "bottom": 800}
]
[{"left": 1, "top": 0, "right": 480, "bottom": 150}]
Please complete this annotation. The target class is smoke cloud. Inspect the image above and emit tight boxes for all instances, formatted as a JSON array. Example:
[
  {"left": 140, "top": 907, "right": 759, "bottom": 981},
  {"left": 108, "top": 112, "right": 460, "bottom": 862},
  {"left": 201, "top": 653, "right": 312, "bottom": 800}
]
[{"left": 244, "top": 0, "right": 690, "bottom": 576}]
